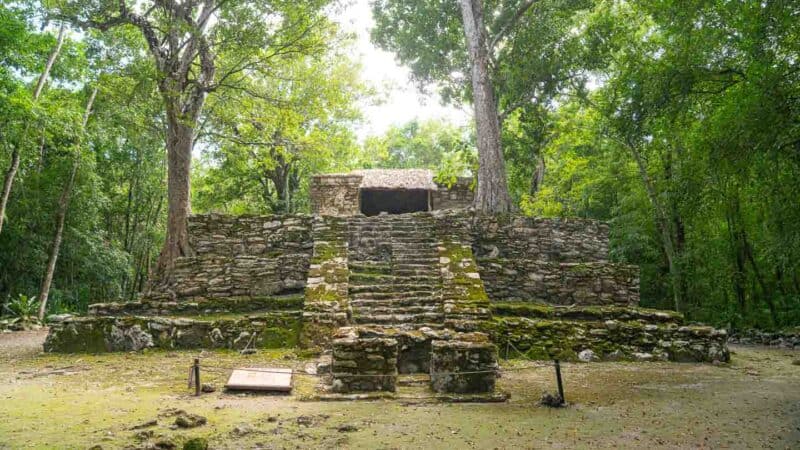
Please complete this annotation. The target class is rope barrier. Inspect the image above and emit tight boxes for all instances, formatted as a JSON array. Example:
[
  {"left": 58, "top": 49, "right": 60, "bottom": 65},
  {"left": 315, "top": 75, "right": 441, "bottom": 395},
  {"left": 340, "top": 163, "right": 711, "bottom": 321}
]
[{"left": 194, "top": 361, "right": 548, "bottom": 378}]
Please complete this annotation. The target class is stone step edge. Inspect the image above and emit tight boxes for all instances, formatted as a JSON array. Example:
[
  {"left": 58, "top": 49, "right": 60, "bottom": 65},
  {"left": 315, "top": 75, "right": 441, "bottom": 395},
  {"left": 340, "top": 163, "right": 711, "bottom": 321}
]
[
  {"left": 88, "top": 294, "right": 305, "bottom": 317},
  {"left": 51, "top": 309, "right": 303, "bottom": 324},
  {"left": 489, "top": 303, "right": 684, "bottom": 323}
]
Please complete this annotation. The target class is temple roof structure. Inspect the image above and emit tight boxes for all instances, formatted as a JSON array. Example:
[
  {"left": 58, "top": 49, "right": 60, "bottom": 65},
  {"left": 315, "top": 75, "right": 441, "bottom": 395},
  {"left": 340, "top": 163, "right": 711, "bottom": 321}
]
[{"left": 351, "top": 169, "right": 439, "bottom": 191}]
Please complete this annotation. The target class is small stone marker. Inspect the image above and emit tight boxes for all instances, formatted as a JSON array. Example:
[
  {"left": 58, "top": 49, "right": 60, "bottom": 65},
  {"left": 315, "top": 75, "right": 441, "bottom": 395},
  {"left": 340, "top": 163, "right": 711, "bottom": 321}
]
[{"left": 225, "top": 368, "right": 293, "bottom": 392}]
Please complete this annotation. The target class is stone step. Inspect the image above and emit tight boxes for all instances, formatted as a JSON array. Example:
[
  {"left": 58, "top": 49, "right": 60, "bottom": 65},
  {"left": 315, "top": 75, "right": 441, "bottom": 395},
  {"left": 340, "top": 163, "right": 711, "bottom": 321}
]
[
  {"left": 393, "top": 259, "right": 439, "bottom": 265},
  {"left": 353, "top": 302, "right": 442, "bottom": 311},
  {"left": 348, "top": 274, "right": 439, "bottom": 285},
  {"left": 350, "top": 298, "right": 441, "bottom": 308},
  {"left": 392, "top": 259, "right": 440, "bottom": 266},
  {"left": 349, "top": 262, "right": 392, "bottom": 271},
  {"left": 392, "top": 251, "right": 439, "bottom": 256},
  {"left": 350, "top": 291, "right": 437, "bottom": 300},
  {"left": 352, "top": 312, "right": 445, "bottom": 324},
  {"left": 392, "top": 262, "right": 439, "bottom": 269},
  {"left": 354, "top": 323, "right": 446, "bottom": 331},
  {"left": 392, "top": 270, "right": 438, "bottom": 277},
  {"left": 349, "top": 272, "right": 438, "bottom": 281},
  {"left": 349, "top": 283, "right": 439, "bottom": 294},
  {"left": 349, "top": 276, "right": 440, "bottom": 286},
  {"left": 350, "top": 304, "right": 442, "bottom": 314}
]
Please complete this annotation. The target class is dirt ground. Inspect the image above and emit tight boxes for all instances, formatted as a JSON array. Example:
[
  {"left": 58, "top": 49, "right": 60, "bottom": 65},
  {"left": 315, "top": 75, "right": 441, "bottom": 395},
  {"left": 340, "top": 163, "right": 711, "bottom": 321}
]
[{"left": 1, "top": 330, "right": 798, "bottom": 449}]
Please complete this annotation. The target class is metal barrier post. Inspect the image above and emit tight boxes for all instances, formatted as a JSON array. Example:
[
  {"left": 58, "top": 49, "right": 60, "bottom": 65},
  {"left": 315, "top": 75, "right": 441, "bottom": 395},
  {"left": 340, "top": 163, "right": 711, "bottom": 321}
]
[
  {"left": 194, "top": 358, "right": 201, "bottom": 396},
  {"left": 554, "top": 359, "right": 564, "bottom": 405}
]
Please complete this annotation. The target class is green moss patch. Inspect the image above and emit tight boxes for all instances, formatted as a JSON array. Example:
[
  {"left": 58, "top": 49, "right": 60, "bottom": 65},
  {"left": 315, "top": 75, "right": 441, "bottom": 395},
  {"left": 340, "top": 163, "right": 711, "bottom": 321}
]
[
  {"left": 45, "top": 312, "right": 303, "bottom": 353},
  {"left": 490, "top": 303, "right": 684, "bottom": 324}
]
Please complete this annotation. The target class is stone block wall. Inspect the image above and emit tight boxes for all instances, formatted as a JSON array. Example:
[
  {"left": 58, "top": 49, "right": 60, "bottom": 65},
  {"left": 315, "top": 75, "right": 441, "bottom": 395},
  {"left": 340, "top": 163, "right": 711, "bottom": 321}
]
[
  {"left": 478, "top": 260, "right": 639, "bottom": 306},
  {"left": 310, "top": 174, "right": 362, "bottom": 216},
  {"left": 44, "top": 312, "right": 303, "bottom": 353},
  {"left": 149, "top": 209, "right": 636, "bottom": 310},
  {"left": 432, "top": 177, "right": 474, "bottom": 210},
  {"left": 149, "top": 214, "right": 312, "bottom": 301},
  {"left": 331, "top": 327, "right": 398, "bottom": 392},
  {"left": 430, "top": 333, "right": 498, "bottom": 393},
  {"left": 89, "top": 294, "right": 303, "bottom": 317},
  {"left": 472, "top": 214, "right": 610, "bottom": 262},
  {"left": 428, "top": 209, "right": 636, "bottom": 307},
  {"left": 188, "top": 214, "right": 311, "bottom": 257},
  {"left": 483, "top": 317, "right": 730, "bottom": 363}
]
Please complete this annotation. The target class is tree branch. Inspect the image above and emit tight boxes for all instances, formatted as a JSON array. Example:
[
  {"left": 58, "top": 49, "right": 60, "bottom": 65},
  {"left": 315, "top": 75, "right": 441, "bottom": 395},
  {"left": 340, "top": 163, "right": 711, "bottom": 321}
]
[{"left": 488, "top": 0, "right": 537, "bottom": 52}]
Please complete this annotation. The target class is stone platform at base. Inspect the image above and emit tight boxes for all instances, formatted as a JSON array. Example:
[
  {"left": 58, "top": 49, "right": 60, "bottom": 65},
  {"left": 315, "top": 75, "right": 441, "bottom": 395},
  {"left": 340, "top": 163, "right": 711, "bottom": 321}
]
[
  {"left": 486, "top": 303, "right": 729, "bottom": 363},
  {"left": 328, "top": 326, "right": 500, "bottom": 395},
  {"left": 44, "top": 294, "right": 303, "bottom": 352}
]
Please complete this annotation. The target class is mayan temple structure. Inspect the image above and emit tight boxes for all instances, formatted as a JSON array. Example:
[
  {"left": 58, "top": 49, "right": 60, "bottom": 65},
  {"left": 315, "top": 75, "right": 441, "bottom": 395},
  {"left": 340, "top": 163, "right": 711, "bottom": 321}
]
[{"left": 45, "top": 169, "right": 728, "bottom": 394}]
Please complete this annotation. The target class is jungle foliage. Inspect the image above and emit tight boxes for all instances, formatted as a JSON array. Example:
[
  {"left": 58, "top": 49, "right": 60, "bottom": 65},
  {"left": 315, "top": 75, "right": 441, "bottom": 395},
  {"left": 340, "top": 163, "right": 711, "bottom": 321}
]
[{"left": 0, "top": 0, "right": 798, "bottom": 329}]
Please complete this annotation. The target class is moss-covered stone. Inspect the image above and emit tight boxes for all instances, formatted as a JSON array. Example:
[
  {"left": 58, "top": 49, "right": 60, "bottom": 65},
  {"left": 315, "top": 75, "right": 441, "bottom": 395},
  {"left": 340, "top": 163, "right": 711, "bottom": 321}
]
[
  {"left": 44, "top": 311, "right": 303, "bottom": 353},
  {"left": 490, "top": 303, "right": 683, "bottom": 324},
  {"left": 89, "top": 294, "right": 304, "bottom": 317},
  {"left": 481, "top": 317, "right": 728, "bottom": 363},
  {"left": 301, "top": 216, "right": 350, "bottom": 346}
]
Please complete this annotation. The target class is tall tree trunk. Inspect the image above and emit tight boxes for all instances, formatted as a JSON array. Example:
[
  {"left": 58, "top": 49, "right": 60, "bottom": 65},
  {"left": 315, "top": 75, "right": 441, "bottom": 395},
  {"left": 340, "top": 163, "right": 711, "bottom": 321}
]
[
  {"left": 726, "top": 193, "right": 778, "bottom": 325},
  {"left": 33, "top": 24, "right": 66, "bottom": 99},
  {"left": 458, "top": 0, "right": 512, "bottom": 213},
  {"left": 0, "top": 148, "right": 19, "bottom": 235},
  {"left": 38, "top": 86, "right": 97, "bottom": 321},
  {"left": 530, "top": 152, "right": 545, "bottom": 195},
  {"left": 154, "top": 117, "right": 194, "bottom": 280},
  {"left": 628, "top": 143, "right": 683, "bottom": 312},
  {"left": 725, "top": 195, "right": 747, "bottom": 315},
  {"left": 0, "top": 24, "right": 66, "bottom": 235},
  {"left": 37, "top": 131, "right": 46, "bottom": 173}
]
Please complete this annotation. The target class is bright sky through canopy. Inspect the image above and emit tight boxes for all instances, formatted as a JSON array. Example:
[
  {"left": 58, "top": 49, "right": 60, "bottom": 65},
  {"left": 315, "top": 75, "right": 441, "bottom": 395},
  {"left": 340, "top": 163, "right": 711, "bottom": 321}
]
[{"left": 333, "top": 0, "right": 470, "bottom": 140}]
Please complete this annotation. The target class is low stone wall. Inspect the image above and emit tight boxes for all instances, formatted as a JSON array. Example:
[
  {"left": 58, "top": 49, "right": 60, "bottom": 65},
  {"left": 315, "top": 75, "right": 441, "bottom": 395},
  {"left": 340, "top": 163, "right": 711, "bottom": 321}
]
[
  {"left": 150, "top": 214, "right": 313, "bottom": 301},
  {"left": 482, "top": 317, "right": 729, "bottom": 363},
  {"left": 331, "top": 327, "right": 398, "bottom": 392},
  {"left": 310, "top": 174, "right": 362, "bottom": 216},
  {"left": 478, "top": 259, "right": 639, "bottom": 306},
  {"left": 43, "top": 312, "right": 302, "bottom": 353},
  {"left": 490, "top": 303, "right": 683, "bottom": 324},
  {"left": 432, "top": 178, "right": 473, "bottom": 210},
  {"left": 472, "top": 214, "right": 610, "bottom": 263},
  {"left": 188, "top": 214, "right": 312, "bottom": 257},
  {"left": 88, "top": 294, "right": 303, "bottom": 317},
  {"left": 430, "top": 333, "right": 497, "bottom": 394},
  {"left": 728, "top": 328, "right": 800, "bottom": 348}
]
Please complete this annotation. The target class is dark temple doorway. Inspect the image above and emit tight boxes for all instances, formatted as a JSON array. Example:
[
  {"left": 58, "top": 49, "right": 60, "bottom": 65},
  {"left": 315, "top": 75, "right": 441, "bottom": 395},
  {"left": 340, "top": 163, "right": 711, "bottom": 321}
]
[{"left": 360, "top": 189, "right": 430, "bottom": 216}]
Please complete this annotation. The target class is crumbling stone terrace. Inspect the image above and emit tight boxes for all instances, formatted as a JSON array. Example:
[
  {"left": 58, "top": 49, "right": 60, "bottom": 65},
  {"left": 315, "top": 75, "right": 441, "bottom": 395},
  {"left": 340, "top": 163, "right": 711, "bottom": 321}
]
[{"left": 46, "top": 169, "right": 729, "bottom": 388}]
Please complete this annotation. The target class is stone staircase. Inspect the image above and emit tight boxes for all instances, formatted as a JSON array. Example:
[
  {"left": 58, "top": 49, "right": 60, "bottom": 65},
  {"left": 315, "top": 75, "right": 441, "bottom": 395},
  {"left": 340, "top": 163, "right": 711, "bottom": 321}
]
[{"left": 347, "top": 214, "right": 444, "bottom": 328}]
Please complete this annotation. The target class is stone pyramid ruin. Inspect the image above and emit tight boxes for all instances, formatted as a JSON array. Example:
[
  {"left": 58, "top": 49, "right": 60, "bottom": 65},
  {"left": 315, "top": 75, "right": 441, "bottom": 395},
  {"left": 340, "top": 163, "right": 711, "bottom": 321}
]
[{"left": 45, "top": 169, "right": 729, "bottom": 394}]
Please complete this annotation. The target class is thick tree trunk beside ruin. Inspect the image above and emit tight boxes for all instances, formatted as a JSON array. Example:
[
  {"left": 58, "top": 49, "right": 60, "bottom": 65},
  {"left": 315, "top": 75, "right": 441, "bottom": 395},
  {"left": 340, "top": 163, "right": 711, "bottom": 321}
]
[
  {"left": 155, "top": 117, "right": 195, "bottom": 279},
  {"left": 458, "top": 0, "right": 513, "bottom": 213}
]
